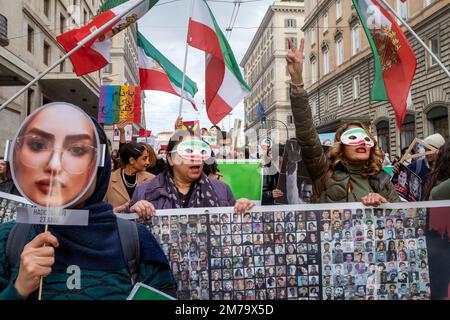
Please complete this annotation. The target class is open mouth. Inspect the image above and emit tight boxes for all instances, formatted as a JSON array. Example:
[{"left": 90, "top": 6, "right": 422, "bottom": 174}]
[
  {"left": 355, "top": 147, "right": 367, "bottom": 154},
  {"left": 189, "top": 165, "right": 201, "bottom": 171}
]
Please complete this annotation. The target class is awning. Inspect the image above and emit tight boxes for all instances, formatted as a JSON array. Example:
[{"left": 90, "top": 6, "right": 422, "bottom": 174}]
[{"left": 39, "top": 72, "right": 100, "bottom": 117}]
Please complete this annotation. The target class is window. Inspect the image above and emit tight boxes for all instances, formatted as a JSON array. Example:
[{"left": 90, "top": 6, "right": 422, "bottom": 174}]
[
  {"left": 401, "top": 114, "right": 415, "bottom": 149},
  {"left": 286, "top": 87, "right": 290, "bottom": 100},
  {"left": 311, "top": 99, "right": 317, "bottom": 116},
  {"left": 376, "top": 120, "right": 390, "bottom": 154},
  {"left": 43, "top": 42, "right": 50, "bottom": 65},
  {"left": 323, "top": 13, "right": 328, "bottom": 33},
  {"left": 336, "top": 0, "right": 342, "bottom": 20},
  {"left": 311, "top": 57, "right": 317, "bottom": 84},
  {"left": 323, "top": 47, "right": 329, "bottom": 75},
  {"left": 336, "top": 37, "right": 343, "bottom": 66},
  {"left": 83, "top": 9, "right": 88, "bottom": 25},
  {"left": 353, "top": 75, "right": 360, "bottom": 99},
  {"left": 60, "top": 14, "right": 66, "bottom": 34},
  {"left": 428, "top": 35, "right": 440, "bottom": 67},
  {"left": 427, "top": 106, "right": 449, "bottom": 141},
  {"left": 27, "top": 89, "right": 34, "bottom": 115},
  {"left": 27, "top": 26, "right": 34, "bottom": 53},
  {"left": 285, "top": 19, "right": 297, "bottom": 28},
  {"left": 44, "top": 0, "right": 50, "bottom": 17},
  {"left": 396, "top": 0, "right": 408, "bottom": 20},
  {"left": 352, "top": 24, "right": 361, "bottom": 55},
  {"left": 337, "top": 84, "right": 343, "bottom": 106}
]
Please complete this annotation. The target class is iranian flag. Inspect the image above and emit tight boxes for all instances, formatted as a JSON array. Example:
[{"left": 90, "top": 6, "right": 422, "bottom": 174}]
[
  {"left": 353, "top": 0, "right": 416, "bottom": 128},
  {"left": 137, "top": 31, "right": 198, "bottom": 109},
  {"left": 187, "top": 0, "right": 250, "bottom": 125},
  {"left": 57, "top": 0, "right": 157, "bottom": 76}
]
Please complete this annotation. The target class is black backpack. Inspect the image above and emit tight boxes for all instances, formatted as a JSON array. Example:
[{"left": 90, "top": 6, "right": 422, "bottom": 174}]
[{"left": 5, "top": 218, "right": 140, "bottom": 284}]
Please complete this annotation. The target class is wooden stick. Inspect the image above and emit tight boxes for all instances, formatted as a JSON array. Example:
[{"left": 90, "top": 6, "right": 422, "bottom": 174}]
[{"left": 37, "top": 224, "right": 48, "bottom": 301}]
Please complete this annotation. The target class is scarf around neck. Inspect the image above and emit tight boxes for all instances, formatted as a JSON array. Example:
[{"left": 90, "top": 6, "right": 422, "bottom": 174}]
[{"left": 164, "top": 171, "right": 221, "bottom": 208}]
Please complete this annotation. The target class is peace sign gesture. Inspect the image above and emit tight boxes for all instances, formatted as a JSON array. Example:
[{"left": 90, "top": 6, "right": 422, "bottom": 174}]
[{"left": 286, "top": 37, "right": 305, "bottom": 85}]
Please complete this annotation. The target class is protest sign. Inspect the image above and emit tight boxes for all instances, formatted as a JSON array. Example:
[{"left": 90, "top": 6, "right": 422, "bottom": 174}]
[
  {"left": 0, "top": 191, "right": 30, "bottom": 223},
  {"left": 98, "top": 85, "right": 142, "bottom": 125},
  {"left": 391, "top": 164, "right": 422, "bottom": 201},
  {"left": 144, "top": 201, "right": 449, "bottom": 300},
  {"left": 127, "top": 282, "right": 176, "bottom": 300},
  {"left": 216, "top": 160, "right": 262, "bottom": 202},
  {"left": 319, "top": 133, "right": 335, "bottom": 146}
]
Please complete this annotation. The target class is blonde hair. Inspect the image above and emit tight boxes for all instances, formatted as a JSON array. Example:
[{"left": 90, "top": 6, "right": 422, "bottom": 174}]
[{"left": 311, "top": 121, "right": 384, "bottom": 202}]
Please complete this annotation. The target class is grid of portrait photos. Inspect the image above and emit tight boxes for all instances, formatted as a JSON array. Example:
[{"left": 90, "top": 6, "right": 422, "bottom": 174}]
[
  {"left": 321, "top": 207, "right": 430, "bottom": 300},
  {"left": 0, "top": 192, "right": 29, "bottom": 224},
  {"left": 146, "top": 213, "right": 210, "bottom": 300},
  {"left": 146, "top": 205, "right": 431, "bottom": 300}
]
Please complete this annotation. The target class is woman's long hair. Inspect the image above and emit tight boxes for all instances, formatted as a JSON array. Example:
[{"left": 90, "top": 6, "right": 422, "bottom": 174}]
[
  {"left": 422, "top": 141, "right": 450, "bottom": 200},
  {"left": 311, "top": 121, "right": 385, "bottom": 202}
]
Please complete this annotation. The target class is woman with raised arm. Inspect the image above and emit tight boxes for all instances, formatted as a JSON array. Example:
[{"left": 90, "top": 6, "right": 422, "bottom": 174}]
[{"left": 286, "top": 38, "right": 399, "bottom": 205}]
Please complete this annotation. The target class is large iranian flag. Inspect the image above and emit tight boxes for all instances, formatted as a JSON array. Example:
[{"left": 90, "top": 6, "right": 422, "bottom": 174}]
[
  {"left": 353, "top": 0, "right": 416, "bottom": 128},
  {"left": 187, "top": 0, "right": 250, "bottom": 125},
  {"left": 137, "top": 31, "right": 198, "bottom": 109},
  {"left": 57, "top": 0, "right": 157, "bottom": 76}
]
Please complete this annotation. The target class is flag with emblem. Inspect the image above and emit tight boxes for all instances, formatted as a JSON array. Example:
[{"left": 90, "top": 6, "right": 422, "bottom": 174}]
[
  {"left": 57, "top": 0, "right": 157, "bottom": 76},
  {"left": 352, "top": 0, "right": 416, "bottom": 128}
]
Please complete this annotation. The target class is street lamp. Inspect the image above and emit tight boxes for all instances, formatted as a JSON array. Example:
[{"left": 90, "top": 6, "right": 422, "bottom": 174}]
[{"left": 263, "top": 119, "right": 290, "bottom": 141}]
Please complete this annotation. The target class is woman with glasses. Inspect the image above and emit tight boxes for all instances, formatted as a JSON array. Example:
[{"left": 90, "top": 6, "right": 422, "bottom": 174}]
[{"left": 104, "top": 142, "right": 154, "bottom": 212}]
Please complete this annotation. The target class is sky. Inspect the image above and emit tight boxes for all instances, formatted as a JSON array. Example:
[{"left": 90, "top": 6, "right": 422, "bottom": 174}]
[{"left": 138, "top": 0, "right": 275, "bottom": 135}]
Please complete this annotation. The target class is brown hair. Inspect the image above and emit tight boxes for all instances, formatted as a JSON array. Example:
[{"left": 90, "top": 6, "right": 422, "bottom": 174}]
[
  {"left": 311, "top": 121, "right": 385, "bottom": 202},
  {"left": 142, "top": 143, "right": 157, "bottom": 168}
]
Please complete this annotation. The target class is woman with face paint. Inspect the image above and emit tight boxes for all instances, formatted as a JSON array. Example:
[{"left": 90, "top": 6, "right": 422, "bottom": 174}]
[
  {"left": 285, "top": 38, "right": 399, "bottom": 205},
  {"left": 129, "top": 130, "right": 255, "bottom": 218}
]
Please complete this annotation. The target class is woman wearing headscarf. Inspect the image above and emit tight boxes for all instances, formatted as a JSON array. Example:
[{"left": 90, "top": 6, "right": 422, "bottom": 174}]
[
  {"left": 0, "top": 103, "right": 174, "bottom": 300},
  {"left": 129, "top": 130, "right": 254, "bottom": 218}
]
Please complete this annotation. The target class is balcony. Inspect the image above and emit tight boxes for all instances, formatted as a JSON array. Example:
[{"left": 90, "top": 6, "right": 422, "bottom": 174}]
[{"left": 0, "top": 14, "right": 8, "bottom": 47}]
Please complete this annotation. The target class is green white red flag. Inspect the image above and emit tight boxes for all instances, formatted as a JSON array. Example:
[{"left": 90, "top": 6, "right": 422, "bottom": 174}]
[
  {"left": 57, "top": 0, "right": 157, "bottom": 76},
  {"left": 352, "top": 0, "right": 416, "bottom": 128},
  {"left": 187, "top": 0, "right": 250, "bottom": 125},
  {"left": 137, "top": 31, "right": 198, "bottom": 110}
]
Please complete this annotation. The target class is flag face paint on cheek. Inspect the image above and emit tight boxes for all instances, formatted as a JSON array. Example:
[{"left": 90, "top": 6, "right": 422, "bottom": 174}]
[
  {"left": 174, "top": 140, "right": 212, "bottom": 161},
  {"left": 341, "top": 128, "right": 375, "bottom": 147}
]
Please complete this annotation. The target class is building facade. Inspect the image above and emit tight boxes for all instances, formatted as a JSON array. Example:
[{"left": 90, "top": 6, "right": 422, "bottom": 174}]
[
  {"left": 302, "top": 0, "right": 449, "bottom": 158},
  {"left": 241, "top": 0, "right": 305, "bottom": 149},
  {"left": 0, "top": 0, "right": 103, "bottom": 154}
]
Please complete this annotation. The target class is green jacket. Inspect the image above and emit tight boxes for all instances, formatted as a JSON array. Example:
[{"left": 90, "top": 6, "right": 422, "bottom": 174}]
[
  {"left": 430, "top": 178, "right": 450, "bottom": 200},
  {"left": 290, "top": 90, "right": 400, "bottom": 203}
]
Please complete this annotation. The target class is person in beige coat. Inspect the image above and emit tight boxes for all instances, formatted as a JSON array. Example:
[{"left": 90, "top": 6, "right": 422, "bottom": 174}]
[{"left": 105, "top": 142, "right": 154, "bottom": 212}]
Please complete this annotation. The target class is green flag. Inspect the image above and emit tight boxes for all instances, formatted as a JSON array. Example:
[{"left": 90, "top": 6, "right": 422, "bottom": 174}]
[{"left": 217, "top": 160, "right": 262, "bottom": 202}]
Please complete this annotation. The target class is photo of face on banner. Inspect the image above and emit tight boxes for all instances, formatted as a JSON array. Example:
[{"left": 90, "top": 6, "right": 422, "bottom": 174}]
[
  {"left": 391, "top": 164, "right": 422, "bottom": 202},
  {"left": 10, "top": 103, "right": 100, "bottom": 208}
]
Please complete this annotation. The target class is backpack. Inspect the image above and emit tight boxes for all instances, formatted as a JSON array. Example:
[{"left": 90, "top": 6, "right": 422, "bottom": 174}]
[{"left": 5, "top": 218, "right": 140, "bottom": 285}]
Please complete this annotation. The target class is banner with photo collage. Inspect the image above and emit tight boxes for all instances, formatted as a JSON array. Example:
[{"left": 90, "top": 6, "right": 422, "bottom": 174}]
[
  {"left": 145, "top": 201, "right": 450, "bottom": 300},
  {"left": 0, "top": 191, "right": 31, "bottom": 224}
]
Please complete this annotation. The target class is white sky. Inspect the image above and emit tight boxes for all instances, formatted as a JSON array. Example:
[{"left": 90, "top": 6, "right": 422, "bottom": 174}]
[{"left": 138, "top": 0, "right": 274, "bottom": 135}]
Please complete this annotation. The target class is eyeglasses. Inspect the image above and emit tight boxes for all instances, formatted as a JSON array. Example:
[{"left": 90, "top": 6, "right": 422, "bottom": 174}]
[{"left": 16, "top": 134, "right": 97, "bottom": 174}]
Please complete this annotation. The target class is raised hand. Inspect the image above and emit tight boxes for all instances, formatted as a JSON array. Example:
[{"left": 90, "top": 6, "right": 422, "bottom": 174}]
[{"left": 286, "top": 37, "right": 304, "bottom": 84}]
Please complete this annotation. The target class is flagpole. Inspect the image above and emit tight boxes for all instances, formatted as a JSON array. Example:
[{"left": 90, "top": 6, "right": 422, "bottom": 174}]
[
  {"left": 378, "top": 0, "right": 450, "bottom": 79},
  {"left": 178, "top": 0, "right": 195, "bottom": 117},
  {"left": 0, "top": 0, "right": 147, "bottom": 113}
]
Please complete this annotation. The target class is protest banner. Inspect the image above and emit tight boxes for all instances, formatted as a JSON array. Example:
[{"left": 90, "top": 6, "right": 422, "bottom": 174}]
[
  {"left": 318, "top": 133, "right": 335, "bottom": 146},
  {"left": 391, "top": 164, "right": 422, "bottom": 201},
  {"left": 216, "top": 160, "right": 262, "bottom": 203},
  {"left": 98, "top": 85, "right": 142, "bottom": 125},
  {"left": 143, "top": 201, "right": 450, "bottom": 300},
  {"left": 0, "top": 191, "right": 30, "bottom": 223}
]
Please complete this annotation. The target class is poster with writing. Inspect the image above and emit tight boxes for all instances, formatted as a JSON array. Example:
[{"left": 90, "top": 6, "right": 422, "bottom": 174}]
[{"left": 0, "top": 191, "right": 31, "bottom": 224}]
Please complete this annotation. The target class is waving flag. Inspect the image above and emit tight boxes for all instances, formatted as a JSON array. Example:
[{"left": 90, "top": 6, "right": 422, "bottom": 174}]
[
  {"left": 187, "top": 0, "right": 250, "bottom": 125},
  {"left": 352, "top": 0, "right": 416, "bottom": 128},
  {"left": 57, "top": 0, "right": 157, "bottom": 76},
  {"left": 137, "top": 31, "right": 198, "bottom": 110}
]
